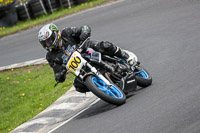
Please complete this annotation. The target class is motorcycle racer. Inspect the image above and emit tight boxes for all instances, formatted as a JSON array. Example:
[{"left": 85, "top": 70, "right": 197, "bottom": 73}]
[{"left": 38, "top": 23, "right": 137, "bottom": 93}]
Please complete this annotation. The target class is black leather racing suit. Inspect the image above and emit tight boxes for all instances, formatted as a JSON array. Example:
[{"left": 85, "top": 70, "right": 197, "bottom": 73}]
[{"left": 46, "top": 25, "right": 129, "bottom": 93}]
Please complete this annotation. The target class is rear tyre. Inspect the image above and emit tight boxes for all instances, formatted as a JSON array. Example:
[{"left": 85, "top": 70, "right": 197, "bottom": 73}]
[
  {"left": 135, "top": 67, "right": 152, "bottom": 87},
  {"left": 85, "top": 75, "right": 126, "bottom": 105}
]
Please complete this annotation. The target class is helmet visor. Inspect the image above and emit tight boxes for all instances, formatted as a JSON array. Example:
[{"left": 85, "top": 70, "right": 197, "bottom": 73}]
[{"left": 40, "top": 32, "right": 56, "bottom": 48}]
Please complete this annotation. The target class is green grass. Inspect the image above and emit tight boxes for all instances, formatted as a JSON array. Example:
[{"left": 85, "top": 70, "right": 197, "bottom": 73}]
[
  {"left": 0, "top": 1, "right": 110, "bottom": 132},
  {"left": 0, "top": 64, "right": 75, "bottom": 133},
  {"left": 0, "top": 0, "right": 109, "bottom": 38}
]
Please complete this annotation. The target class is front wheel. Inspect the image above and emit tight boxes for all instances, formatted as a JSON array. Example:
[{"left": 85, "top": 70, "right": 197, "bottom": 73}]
[
  {"left": 85, "top": 75, "right": 126, "bottom": 105},
  {"left": 134, "top": 67, "right": 152, "bottom": 87}
]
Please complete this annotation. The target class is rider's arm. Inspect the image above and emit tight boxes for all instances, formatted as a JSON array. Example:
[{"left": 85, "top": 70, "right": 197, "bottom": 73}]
[
  {"left": 79, "top": 25, "right": 91, "bottom": 41},
  {"left": 46, "top": 52, "right": 66, "bottom": 83},
  {"left": 61, "top": 26, "right": 91, "bottom": 41}
]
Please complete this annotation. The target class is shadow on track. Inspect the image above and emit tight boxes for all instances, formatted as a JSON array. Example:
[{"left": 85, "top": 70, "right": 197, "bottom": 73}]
[
  {"left": 76, "top": 86, "right": 150, "bottom": 119},
  {"left": 76, "top": 100, "right": 117, "bottom": 119}
]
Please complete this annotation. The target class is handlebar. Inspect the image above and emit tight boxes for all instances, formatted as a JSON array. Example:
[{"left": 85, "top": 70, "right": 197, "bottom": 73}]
[{"left": 79, "top": 37, "right": 90, "bottom": 49}]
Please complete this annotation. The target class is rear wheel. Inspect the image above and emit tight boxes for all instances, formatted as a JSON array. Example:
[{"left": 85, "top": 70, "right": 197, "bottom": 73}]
[
  {"left": 134, "top": 67, "right": 152, "bottom": 87},
  {"left": 85, "top": 75, "right": 126, "bottom": 105}
]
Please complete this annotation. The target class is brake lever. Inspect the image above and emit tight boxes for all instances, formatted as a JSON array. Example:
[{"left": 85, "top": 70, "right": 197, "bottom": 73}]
[{"left": 54, "top": 82, "right": 59, "bottom": 87}]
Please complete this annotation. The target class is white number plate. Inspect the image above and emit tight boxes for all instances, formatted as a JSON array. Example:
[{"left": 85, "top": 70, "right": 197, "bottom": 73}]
[{"left": 66, "top": 51, "right": 86, "bottom": 76}]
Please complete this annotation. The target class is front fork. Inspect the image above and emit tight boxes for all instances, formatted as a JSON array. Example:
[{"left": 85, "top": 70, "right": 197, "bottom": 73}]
[{"left": 86, "top": 62, "right": 112, "bottom": 86}]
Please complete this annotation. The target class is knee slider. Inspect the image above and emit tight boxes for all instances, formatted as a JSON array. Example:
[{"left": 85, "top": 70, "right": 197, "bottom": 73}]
[{"left": 73, "top": 78, "right": 90, "bottom": 93}]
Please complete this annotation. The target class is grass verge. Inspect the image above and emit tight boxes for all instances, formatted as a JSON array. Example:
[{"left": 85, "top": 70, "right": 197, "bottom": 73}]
[
  {"left": 0, "top": 0, "right": 111, "bottom": 132},
  {"left": 0, "top": 64, "right": 75, "bottom": 133},
  {"left": 0, "top": 0, "right": 110, "bottom": 38}
]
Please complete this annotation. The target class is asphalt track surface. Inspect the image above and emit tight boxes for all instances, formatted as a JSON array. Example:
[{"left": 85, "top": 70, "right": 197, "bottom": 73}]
[{"left": 1, "top": 0, "right": 200, "bottom": 133}]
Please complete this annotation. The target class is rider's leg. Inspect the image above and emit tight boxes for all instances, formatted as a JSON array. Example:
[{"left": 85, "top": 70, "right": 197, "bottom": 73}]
[
  {"left": 86, "top": 40, "right": 137, "bottom": 65},
  {"left": 73, "top": 77, "right": 90, "bottom": 93}
]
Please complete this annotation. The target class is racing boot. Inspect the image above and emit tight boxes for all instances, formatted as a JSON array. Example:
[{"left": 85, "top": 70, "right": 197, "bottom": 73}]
[{"left": 114, "top": 46, "right": 138, "bottom": 65}]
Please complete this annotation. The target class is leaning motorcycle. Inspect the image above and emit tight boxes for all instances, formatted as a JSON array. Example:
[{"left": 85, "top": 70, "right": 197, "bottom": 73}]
[{"left": 61, "top": 38, "right": 152, "bottom": 105}]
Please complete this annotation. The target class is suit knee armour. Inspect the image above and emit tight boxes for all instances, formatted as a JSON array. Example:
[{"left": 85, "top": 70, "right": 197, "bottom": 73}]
[{"left": 86, "top": 40, "right": 117, "bottom": 56}]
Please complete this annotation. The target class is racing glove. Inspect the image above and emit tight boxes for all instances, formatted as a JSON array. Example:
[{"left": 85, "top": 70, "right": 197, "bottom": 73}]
[
  {"left": 55, "top": 70, "right": 66, "bottom": 83},
  {"left": 80, "top": 25, "right": 91, "bottom": 41},
  {"left": 80, "top": 31, "right": 90, "bottom": 41}
]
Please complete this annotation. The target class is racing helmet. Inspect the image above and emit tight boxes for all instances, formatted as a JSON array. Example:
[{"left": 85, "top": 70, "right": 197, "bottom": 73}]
[{"left": 38, "top": 23, "right": 61, "bottom": 51}]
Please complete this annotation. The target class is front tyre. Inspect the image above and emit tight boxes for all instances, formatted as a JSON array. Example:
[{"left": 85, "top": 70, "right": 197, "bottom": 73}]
[
  {"left": 85, "top": 75, "right": 126, "bottom": 105},
  {"left": 134, "top": 67, "right": 152, "bottom": 87}
]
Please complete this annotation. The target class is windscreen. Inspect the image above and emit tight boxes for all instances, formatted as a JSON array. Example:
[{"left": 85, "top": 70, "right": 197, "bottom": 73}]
[{"left": 62, "top": 45, "right": 76, "bottom": 64}]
